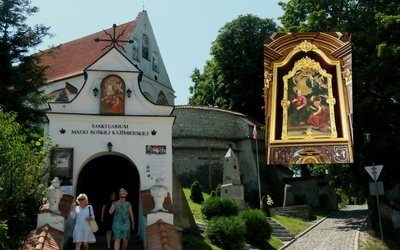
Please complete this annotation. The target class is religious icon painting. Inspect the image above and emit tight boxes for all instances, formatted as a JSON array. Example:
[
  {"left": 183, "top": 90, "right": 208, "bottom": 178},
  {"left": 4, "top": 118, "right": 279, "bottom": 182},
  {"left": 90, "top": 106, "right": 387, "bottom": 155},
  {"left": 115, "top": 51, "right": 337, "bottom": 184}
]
[
  {"left": 282, "top": 57, "right": 337, "bottom": 140},
  {"left": 100, "top": 75, "right": 125, "bottom": 115},
  {"left": 50, "top": 148, "right": 73, "bottom": 179}
]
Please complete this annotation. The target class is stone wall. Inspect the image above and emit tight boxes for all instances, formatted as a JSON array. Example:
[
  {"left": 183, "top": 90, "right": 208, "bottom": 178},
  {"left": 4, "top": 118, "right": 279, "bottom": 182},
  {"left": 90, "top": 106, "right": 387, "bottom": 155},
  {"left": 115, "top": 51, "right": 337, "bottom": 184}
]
[
  {"left": 270, "top": 205, "right": 313, "bottom": 220},
  {"left": 172, "top": 106, "right": 265, "bottom": 191},
  {"left": 382, "top": 183, "right": 400, "bottom": 228},
  {"left": 283, "top": 175, "right": 338, "bottom": 210}
]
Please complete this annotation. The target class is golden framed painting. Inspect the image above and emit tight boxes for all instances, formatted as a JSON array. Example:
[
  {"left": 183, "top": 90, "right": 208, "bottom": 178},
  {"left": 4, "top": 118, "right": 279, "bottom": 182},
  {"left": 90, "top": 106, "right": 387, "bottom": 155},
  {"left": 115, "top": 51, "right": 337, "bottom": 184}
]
[
  {"left": 264, "top": 33, "right": 354, "bottom": 164},
  {"left": 281, "top": 57, "right": 337, "bottom": 140},
  {"left": 100, "top": 75, "right": 125, "bottom": 115}
]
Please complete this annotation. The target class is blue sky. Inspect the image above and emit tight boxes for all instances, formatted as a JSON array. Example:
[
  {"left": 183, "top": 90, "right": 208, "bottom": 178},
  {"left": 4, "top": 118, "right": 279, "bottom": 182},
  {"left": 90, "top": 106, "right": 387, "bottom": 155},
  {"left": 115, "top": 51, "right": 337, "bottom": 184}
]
[{"left": 28, "top": 0, "right": 284, "bottom": 105}]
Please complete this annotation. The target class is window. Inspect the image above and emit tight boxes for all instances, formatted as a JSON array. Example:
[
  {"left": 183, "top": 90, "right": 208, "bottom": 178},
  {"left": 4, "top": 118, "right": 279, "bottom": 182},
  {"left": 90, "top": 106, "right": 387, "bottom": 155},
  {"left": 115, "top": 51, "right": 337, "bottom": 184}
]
[
  {"left": 152, "top": 52, "right": 158, "bottom": 72},
  {"left": 132, "top": 39, "right": 139, "bottom": 61},
  {"left": 142, "top": 34, "right": 149, "bottom": 60}
]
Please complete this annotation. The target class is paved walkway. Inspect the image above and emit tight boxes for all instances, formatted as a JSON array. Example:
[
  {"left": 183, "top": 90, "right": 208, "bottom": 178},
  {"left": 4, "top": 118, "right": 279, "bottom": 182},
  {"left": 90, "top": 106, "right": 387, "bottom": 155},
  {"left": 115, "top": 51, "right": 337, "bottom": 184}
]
[{"left": 282, "top": 205, "right": 368, "bottom": 250}]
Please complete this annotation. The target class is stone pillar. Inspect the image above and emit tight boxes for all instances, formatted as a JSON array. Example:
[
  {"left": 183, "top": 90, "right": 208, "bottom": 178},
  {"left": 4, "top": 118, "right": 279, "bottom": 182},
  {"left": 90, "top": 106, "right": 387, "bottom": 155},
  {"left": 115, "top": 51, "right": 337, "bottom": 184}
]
[
  {"left": 283, "top": 184, "right": 295, "bottom": 207},
  {"left": 46, "top": 177, "right": 64, "bottom": 214},
  {"left": 220, "top": 148, "right": 248, "bottom": 210}
]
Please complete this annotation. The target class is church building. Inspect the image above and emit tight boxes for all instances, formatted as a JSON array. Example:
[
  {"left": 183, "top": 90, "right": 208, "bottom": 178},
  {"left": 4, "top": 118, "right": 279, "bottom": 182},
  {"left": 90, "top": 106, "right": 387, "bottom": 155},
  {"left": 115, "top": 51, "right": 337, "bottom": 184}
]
[{"left": 33, "top": 11, "right": 183, "bottom": 249}]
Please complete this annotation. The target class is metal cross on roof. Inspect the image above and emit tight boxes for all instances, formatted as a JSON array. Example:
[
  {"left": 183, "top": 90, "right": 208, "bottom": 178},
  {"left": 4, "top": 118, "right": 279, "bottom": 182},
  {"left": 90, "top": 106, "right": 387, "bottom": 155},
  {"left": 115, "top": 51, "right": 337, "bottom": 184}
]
[{"left": 95, "top": 24, "right": 133, "bottom": 52}]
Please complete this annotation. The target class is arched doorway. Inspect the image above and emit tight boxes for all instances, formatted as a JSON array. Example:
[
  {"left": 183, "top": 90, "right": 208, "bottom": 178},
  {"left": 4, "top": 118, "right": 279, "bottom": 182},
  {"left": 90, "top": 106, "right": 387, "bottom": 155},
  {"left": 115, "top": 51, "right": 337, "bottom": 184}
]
[{"left": 76, "top": 155, "right": 140, "bottom": 235}]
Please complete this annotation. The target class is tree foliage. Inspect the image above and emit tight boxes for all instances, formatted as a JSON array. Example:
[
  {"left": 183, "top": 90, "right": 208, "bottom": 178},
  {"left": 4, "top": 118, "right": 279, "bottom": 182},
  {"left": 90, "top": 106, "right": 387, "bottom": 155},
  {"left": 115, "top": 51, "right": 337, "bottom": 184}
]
[
  {"left": 190, "top": 180, "right": 204, "bottom": 204},
  {"left": 204, "top": 216, "right": 246, "bottom": 250},
  {"left": 188, "top": 14, "right": 278, "bottom": 122},
  {"left": 0, "top": 0, "right": 51, "bottom": 136},
  {"left": 0, "top": 1, "right": 53, "bottom": 247},
  {"left": 0, "top": 108, "right": 50, "bottom": 249}
]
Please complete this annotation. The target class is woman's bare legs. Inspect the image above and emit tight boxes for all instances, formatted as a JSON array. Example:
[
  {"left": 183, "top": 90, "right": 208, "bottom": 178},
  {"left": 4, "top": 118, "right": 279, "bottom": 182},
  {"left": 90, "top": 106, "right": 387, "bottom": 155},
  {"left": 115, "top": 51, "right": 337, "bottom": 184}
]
[
  {"left": 122, "top": 239, "right": 129, "bottom": 250},
  {"left": 106, "top": 230, "right": 112, "bottom": 248},
  {"left": 114, "top": 238, "right": 121, "bottom": 250}
]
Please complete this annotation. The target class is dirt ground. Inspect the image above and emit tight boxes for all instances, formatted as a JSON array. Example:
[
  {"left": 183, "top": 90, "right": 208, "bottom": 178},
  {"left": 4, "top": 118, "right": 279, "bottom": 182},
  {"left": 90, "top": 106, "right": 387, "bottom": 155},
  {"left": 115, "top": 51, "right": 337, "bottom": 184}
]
[{"left": 358, "top": 224, "right": 400, "bottom": 250}]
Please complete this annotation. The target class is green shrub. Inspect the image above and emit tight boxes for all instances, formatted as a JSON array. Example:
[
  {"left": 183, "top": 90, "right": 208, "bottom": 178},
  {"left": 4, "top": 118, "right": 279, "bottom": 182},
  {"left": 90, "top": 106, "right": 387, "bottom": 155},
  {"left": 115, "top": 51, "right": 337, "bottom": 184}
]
[
  {"left": 190, "top": 180, "right": 204, "bottom": 204},
  {"left": 201, "top": 197, "right": 238, "bottom": 220},
  {"left": 215, "top": 183, "right": 221, "bottom": 196},
  {"left": 239, "top": 209, "right": 272, "bottom": 243},
  {"left": 205, "top": 216, "right": 246, "bottom": 250},
  {"left": 0, "top": 221, "right": 8, "bottom": 250}
]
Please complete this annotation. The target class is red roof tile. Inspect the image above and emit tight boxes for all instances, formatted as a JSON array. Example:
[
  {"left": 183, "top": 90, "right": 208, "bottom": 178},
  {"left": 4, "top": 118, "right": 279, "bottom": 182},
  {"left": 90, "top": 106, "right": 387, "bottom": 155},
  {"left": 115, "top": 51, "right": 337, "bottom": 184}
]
[
  {"left": 146, "top": 219, "right": 182, "bottom": 250},
  {"left": 25, "top": 194, "right": 75, "bottom": 249},
  {"left": 40, "top": 12, "right": 144, "bottom": 82},
  {"left": 22, "top": 224, "right": 63, "bottom": 250}
]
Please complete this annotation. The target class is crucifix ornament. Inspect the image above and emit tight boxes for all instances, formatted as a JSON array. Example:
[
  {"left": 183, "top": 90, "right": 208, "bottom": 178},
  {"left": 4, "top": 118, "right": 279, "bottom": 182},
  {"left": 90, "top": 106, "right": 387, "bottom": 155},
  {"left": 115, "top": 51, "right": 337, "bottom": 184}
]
[{"left": 95, "top": 24, "right": 133, "bottom": 52}]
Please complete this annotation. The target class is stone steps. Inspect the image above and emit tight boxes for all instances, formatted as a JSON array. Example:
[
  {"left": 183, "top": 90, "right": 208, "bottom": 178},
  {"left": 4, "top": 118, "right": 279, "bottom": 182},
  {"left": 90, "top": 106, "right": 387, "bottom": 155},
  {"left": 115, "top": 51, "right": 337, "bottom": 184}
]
[
  {"left": 267, "top": 217, "right": 294, "bottom": 242},
  {"left": 65, "top": 234, "right": 143, "bottom": 250}
]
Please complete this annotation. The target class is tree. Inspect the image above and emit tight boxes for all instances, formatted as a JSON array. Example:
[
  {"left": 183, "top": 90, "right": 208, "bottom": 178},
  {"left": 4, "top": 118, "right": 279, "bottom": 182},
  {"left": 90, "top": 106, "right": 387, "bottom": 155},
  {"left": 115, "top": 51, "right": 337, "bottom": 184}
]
[
  {"left": 188, "top": 14, "right": 278, "bottom": 122},
  {"left": 190, "top": 180, "right": 204, "bottom": 204},
  {"left": 0, "top": 108, "right": 50, "bottom": 249},
  {"left": 0, "top": 0, "right": 51, "bottom": 136}
]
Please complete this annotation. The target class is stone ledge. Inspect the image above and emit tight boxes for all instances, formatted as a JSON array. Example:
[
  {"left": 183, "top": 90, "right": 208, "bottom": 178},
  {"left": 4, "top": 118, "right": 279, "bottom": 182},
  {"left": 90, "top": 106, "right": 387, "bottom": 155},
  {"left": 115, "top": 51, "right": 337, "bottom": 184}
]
[{"left": 270, "top": 205, "right": 313, "bottom": 220}]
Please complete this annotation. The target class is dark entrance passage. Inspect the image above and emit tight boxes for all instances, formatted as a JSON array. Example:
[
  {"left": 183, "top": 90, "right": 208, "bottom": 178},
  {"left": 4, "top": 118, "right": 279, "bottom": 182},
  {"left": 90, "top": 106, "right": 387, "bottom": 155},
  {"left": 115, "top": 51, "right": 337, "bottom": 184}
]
[{"left": 76, "top": 155, "right": 140, "bottom": 235}]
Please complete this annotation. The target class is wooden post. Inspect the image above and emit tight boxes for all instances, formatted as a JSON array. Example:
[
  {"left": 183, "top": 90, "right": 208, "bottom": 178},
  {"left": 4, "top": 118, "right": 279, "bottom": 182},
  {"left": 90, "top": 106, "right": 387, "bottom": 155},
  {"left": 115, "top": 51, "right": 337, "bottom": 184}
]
[{"left": 198, "top": 147, "right": 220, "bottom": 190}]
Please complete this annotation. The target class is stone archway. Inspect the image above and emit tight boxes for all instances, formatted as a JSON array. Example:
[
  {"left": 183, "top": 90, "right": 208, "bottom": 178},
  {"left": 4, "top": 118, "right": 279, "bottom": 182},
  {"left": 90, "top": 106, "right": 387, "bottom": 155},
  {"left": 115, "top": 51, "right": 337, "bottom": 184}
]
[{"left": 76, "top": 155, "right": 140, "bottom": 235}]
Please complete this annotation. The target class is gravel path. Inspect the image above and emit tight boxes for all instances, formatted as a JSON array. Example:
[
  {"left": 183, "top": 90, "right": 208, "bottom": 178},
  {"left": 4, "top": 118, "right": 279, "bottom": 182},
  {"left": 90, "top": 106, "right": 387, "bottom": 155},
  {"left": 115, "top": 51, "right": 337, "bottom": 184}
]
[{"left": 282, "top": 205, "right": 368, "bottom": 250}]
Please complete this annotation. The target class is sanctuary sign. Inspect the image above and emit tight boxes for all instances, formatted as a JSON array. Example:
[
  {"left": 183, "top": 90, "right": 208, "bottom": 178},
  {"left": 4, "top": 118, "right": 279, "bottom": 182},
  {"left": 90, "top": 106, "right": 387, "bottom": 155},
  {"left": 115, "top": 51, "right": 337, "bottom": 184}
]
[{"left": 69, "top": 123, "right": 151, "bottom": 136}]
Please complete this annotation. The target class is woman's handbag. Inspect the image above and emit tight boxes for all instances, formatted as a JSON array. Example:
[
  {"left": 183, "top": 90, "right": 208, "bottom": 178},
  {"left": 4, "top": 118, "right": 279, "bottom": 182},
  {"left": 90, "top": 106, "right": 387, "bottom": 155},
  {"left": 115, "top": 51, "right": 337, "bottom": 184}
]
[{"left": 88, "top": 205, "right": 99, "bottom": 233}]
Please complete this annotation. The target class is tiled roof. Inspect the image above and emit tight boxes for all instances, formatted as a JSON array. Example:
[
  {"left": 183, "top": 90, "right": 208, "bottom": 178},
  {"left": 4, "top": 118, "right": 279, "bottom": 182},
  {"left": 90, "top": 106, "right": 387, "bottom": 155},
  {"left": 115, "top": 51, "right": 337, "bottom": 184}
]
[
  {"left": 22, "top": 224, "right": 63, "bottom": 250},
  {"left": 39, "top": 12, "right": 144, "bottom": 82},
  {"left": 141, "top": 189, "right": 173, "bottom": 215},
  {"left": 174, "top": 105, "right": 263, "bottom": 126},
  {"left": 146, "top": 219, "right": 182, "bottom": 250},
  {"left": 24, "top": 194, "right": 74, "bottom": 249}
]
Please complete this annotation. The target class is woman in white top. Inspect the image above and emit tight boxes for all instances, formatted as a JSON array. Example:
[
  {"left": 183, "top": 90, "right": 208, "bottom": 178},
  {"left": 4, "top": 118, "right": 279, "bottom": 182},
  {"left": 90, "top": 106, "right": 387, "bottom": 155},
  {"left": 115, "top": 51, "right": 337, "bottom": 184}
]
[{"left": 70, "top": 193, "right": 96, "bottom": 249}]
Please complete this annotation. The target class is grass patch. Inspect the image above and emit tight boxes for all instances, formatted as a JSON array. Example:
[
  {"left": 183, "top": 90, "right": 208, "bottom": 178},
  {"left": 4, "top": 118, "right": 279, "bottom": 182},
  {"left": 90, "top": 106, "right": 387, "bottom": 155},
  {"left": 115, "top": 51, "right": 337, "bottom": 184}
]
[
  {"left": 183, "top": 188, "right": 210, "bottom": 223},
  {"left": 181, "top": 233, "right": 221, "bottom": 250},
  {"left": 272, "top": 214, "right": 311, "bottom": 236},
  {"left": 271, "top": 208, "right": 331, "bottom": 236},
  {"left": 358, "top": 225, "right": 400, "bottom": 250},
  {"left": 265, "top": 235, "right": 284, "bottom": 249}
]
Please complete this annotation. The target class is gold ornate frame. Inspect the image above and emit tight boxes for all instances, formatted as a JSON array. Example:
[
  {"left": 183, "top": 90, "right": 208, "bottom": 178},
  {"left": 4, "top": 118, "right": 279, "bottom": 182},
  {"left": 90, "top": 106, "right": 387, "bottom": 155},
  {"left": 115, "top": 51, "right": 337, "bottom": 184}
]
[{"left": 268, "top": 41, "right": 350, "bottom": 144}]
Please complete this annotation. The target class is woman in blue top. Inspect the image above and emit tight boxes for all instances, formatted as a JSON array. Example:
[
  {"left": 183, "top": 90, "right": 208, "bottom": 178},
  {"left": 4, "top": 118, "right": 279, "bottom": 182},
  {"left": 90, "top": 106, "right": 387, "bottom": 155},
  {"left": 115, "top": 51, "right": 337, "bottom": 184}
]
[{"left": 109, "top": 188, "right": 135, "bottom": 250}]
